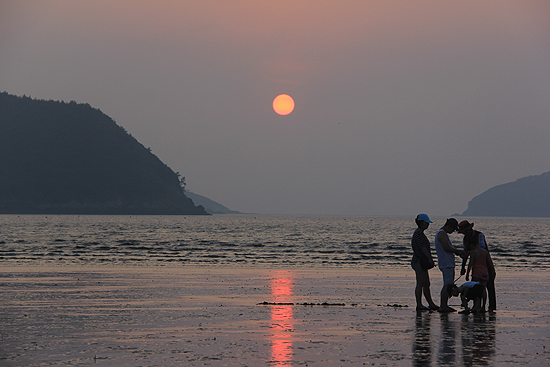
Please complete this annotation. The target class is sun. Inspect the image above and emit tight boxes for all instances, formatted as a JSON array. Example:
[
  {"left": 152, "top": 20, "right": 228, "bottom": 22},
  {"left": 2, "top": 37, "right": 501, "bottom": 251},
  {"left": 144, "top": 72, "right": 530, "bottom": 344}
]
[{"left": 273, "top": 94, "right": 295, "bottom": 116}]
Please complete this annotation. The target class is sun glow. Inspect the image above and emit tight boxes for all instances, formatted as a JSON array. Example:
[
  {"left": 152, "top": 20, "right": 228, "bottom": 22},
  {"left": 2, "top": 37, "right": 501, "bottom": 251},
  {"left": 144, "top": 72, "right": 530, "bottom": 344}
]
[
  {"left": 272, "top": 94, "right": 295, "bottom": 115},
  {"left": 269, "top": 271, "right": 294, "bottom": 366}
]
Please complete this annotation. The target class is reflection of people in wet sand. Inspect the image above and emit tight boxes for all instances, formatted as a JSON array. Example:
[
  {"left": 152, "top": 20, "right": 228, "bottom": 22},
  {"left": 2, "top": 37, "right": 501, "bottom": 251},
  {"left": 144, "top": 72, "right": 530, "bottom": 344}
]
[
  {"left": 458, "top": 220, "right": 497, "bottom": 312},
  {"left": 449, "top": 281, "right": 485, "bottom": 314},
  {"left": 460, "top": 313, "right": 496, "bottom": 366},
  {"left": 434, "top": 218, "right": 463, "bottom": 312},
  {"left": 411, "top": 214, "right": 439, "bottom": 311},
  {"left": 438, "top": 313, "right": 457, "bottom": 365},
  {"left": 438, "top": 309, "right": 497, "bottom": 366},
  {"left": 413, "top": 312, "right": 432, "bottom": 366}
]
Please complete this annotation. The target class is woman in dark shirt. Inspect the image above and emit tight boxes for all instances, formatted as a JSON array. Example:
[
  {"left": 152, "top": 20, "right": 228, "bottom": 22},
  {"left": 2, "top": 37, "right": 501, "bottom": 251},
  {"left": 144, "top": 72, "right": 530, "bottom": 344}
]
[{"left": 411, "top": 214, "right": 439, "bottom": 311}]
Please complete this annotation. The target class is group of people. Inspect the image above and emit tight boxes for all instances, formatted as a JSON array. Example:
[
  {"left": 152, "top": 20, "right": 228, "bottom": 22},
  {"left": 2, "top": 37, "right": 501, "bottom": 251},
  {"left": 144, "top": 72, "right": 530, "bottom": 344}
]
[{"left": 411, "top": 214, "right": 496, "bottom": 314}]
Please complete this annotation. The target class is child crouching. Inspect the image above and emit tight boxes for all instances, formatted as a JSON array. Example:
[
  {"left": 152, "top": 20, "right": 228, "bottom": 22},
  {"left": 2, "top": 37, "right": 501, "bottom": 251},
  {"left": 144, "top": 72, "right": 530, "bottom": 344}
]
[{"left": 448, "top": 281, "right": 485, "bottom": 314}]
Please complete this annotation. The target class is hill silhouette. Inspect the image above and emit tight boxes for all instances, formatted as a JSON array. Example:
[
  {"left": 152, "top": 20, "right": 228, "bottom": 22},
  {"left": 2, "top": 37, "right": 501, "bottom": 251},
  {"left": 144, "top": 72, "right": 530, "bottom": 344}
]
[
  {"left": 0, "top": 92, "right": 208, "bottom": 215},
  {"left": 185, "top": 191, "right": 242, "bottom": 214},
  {"left": 462, "top": 171, "right": 550, "bottom": 217}
]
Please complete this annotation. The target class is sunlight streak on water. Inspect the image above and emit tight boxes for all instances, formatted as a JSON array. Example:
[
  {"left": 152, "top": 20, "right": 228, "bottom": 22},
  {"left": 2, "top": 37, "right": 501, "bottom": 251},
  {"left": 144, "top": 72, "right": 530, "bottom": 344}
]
[{"left": 269, "top": 271, "right": 294, "bottom": 366}]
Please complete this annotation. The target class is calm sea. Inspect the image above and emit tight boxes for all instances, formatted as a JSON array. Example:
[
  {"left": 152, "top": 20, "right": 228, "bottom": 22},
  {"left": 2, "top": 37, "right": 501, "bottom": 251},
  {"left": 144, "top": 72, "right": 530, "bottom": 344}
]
[{"left": 0, "top": 214, "right": 548, "bottom": 269}]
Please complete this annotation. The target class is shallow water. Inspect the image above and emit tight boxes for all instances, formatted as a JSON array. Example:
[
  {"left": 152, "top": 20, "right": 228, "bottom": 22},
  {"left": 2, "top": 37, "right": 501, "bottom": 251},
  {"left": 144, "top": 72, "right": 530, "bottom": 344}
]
[{"left": 0, "top": 214, "right": 549, "bottom": 268}]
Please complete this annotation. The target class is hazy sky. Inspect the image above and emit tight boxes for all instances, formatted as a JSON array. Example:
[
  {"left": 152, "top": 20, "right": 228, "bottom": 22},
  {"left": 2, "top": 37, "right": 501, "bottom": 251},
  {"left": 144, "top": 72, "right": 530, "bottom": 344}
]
[{"left": 2, "top": 1, "right": 549, "bottom": 216}]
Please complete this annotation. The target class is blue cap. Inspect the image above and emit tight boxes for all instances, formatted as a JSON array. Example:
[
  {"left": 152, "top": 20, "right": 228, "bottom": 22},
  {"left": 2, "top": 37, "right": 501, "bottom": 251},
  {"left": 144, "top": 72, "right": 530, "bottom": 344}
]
[{"left": 417, "top": 214, "right": 432, "bottom": 223}]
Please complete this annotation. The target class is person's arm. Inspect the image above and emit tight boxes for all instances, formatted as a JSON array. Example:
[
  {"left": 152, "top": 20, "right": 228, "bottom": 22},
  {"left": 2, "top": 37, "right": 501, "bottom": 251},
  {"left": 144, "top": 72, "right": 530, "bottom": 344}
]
[
  {"left": 421, "top": 246, "right": 435, "bottom": 266},
  {"left": 437, "top": 231, "right": 463, "bottom": 255},
  {"left": 460, "top": 292, "right": 468, "bottom": 309},
  {"left": 478, "top": 232, "right": 487, "bottom": 250},
  {"left": 460, "top": 237, "right": 470, "bottom": 275},
  {"left": 466, "top": 251, "right": 479, "bottom": 281},
  {"left": 486, "top": 251, "right": 495, "bottom": 277},
  {"left": 460, "top": 255, "right": 469, "bottom": 275},
  {"left": 462, "top": 288, "right": 471, "bottom": 310}
]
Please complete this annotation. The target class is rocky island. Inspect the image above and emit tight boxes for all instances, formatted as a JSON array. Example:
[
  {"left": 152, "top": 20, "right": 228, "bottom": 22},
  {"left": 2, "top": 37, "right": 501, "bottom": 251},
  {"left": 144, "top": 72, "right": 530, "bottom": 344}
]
[
  {"left": 0, "top": 92, "right": 208, "bottom": 215},
  {"left": 462, "top": 171, "right": 550, "bottom": 217}
]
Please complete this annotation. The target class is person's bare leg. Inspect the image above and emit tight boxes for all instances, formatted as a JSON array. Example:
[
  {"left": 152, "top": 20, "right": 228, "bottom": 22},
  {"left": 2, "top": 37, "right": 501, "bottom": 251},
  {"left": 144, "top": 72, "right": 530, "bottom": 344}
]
[
  {"left": 472, "top": 297, "right": 482, "bottom": 313},
  {"left": 440, "top": 286, "right": 448, "bottom": 308},
  {"left": 423, "top": 284, "right": 438, "bottom": 308},
  {"left": 415, "top": 271, "right": 427, "bottom": 309},
  {"left": 416, "top": 270, "right": 437, "bottom": 310},
  {"left": 439, "top": 285, "right": 455, "bottom": 311}
]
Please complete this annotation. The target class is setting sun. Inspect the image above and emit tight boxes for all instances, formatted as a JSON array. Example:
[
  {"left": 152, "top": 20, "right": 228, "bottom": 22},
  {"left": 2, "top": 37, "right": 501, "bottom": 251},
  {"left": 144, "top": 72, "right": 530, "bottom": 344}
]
[{"left": 272, "top": 94, "right": 295, "bottom": 116}]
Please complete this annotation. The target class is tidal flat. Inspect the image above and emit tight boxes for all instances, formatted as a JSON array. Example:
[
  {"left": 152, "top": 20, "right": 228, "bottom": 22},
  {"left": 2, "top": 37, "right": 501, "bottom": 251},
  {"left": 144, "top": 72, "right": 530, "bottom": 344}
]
[{"left": 1, "top": 265, "right": 549, "bottom": 366}]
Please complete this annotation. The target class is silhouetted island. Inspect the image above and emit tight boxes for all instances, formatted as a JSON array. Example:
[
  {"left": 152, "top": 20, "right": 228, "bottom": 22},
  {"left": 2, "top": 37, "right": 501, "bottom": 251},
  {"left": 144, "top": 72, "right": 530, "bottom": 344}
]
[
  {"left": 185, "top": 191, "right": 242, "bottom": 214},
  {"left": 0, "top": 92, "right": 208, "bottom": 215},
  {"left": 462, "top": 171, "right": 550, "bottom": 217}
]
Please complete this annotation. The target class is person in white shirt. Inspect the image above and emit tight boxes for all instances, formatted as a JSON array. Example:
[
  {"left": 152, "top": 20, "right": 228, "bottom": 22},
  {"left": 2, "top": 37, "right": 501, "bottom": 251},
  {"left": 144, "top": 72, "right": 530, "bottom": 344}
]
[{"left": 434, "top": 218, "right": 463, "bottom": 312}]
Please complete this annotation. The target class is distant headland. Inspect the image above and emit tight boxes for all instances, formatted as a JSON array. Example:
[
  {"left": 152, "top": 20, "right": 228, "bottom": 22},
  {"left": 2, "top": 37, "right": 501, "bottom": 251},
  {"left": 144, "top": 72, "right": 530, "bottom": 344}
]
[
  {"left": 0, "top": 92, "right": 208, "bottom": 215},
  {"left": 184, "top": 191, "right": 242, "bottom": 214},
  {"left": 461, "top": 171, "right": 550, "bottom": 217}
]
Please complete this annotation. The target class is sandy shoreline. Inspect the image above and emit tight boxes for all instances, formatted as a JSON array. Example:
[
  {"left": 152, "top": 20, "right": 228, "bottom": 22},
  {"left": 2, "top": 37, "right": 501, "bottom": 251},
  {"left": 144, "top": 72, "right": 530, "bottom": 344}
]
[{"left": 1, "top": 265, "right": 549, "bottom": 366}]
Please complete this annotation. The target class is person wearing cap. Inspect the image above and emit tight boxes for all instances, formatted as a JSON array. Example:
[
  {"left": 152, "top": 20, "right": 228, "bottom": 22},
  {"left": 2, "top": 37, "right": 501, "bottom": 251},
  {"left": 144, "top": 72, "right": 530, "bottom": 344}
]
[
  {"left": 411, "top": 214, "right": 439, "bottom": 311},
  {"left": 434, "top": 218, "right": 463, "bottom": 312},
  {"left": 457, "top": 220, "right": 496, "bottom": 312}
]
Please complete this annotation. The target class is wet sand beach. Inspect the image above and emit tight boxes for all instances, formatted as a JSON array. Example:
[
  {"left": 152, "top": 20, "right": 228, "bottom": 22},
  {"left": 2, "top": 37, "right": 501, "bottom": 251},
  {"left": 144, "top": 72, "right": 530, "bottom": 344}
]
[{"left": 1, "top": 265, "right": 549, "bottom": 366}]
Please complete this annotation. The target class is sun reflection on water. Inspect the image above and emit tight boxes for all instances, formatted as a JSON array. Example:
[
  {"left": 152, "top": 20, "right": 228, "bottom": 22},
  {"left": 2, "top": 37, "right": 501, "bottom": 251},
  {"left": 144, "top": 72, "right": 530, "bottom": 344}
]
[{"left": 269, "top": 271, "right": 294, "bottom": 366}]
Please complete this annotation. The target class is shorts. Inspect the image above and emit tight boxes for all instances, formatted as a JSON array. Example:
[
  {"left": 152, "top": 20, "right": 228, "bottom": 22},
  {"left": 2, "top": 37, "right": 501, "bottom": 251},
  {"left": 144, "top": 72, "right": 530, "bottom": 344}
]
[
  {"left": 440, "top": 267, "right": 455, "bottom": 285},
  {"left": 411, "top": 260, "right": 423, "bottom": 273}
]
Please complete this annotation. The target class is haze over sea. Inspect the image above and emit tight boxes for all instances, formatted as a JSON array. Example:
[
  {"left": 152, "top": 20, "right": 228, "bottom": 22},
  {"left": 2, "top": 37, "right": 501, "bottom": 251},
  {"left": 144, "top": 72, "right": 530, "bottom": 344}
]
[{"left": 1, "top": 215, "right": 548, "bottom": 269}]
